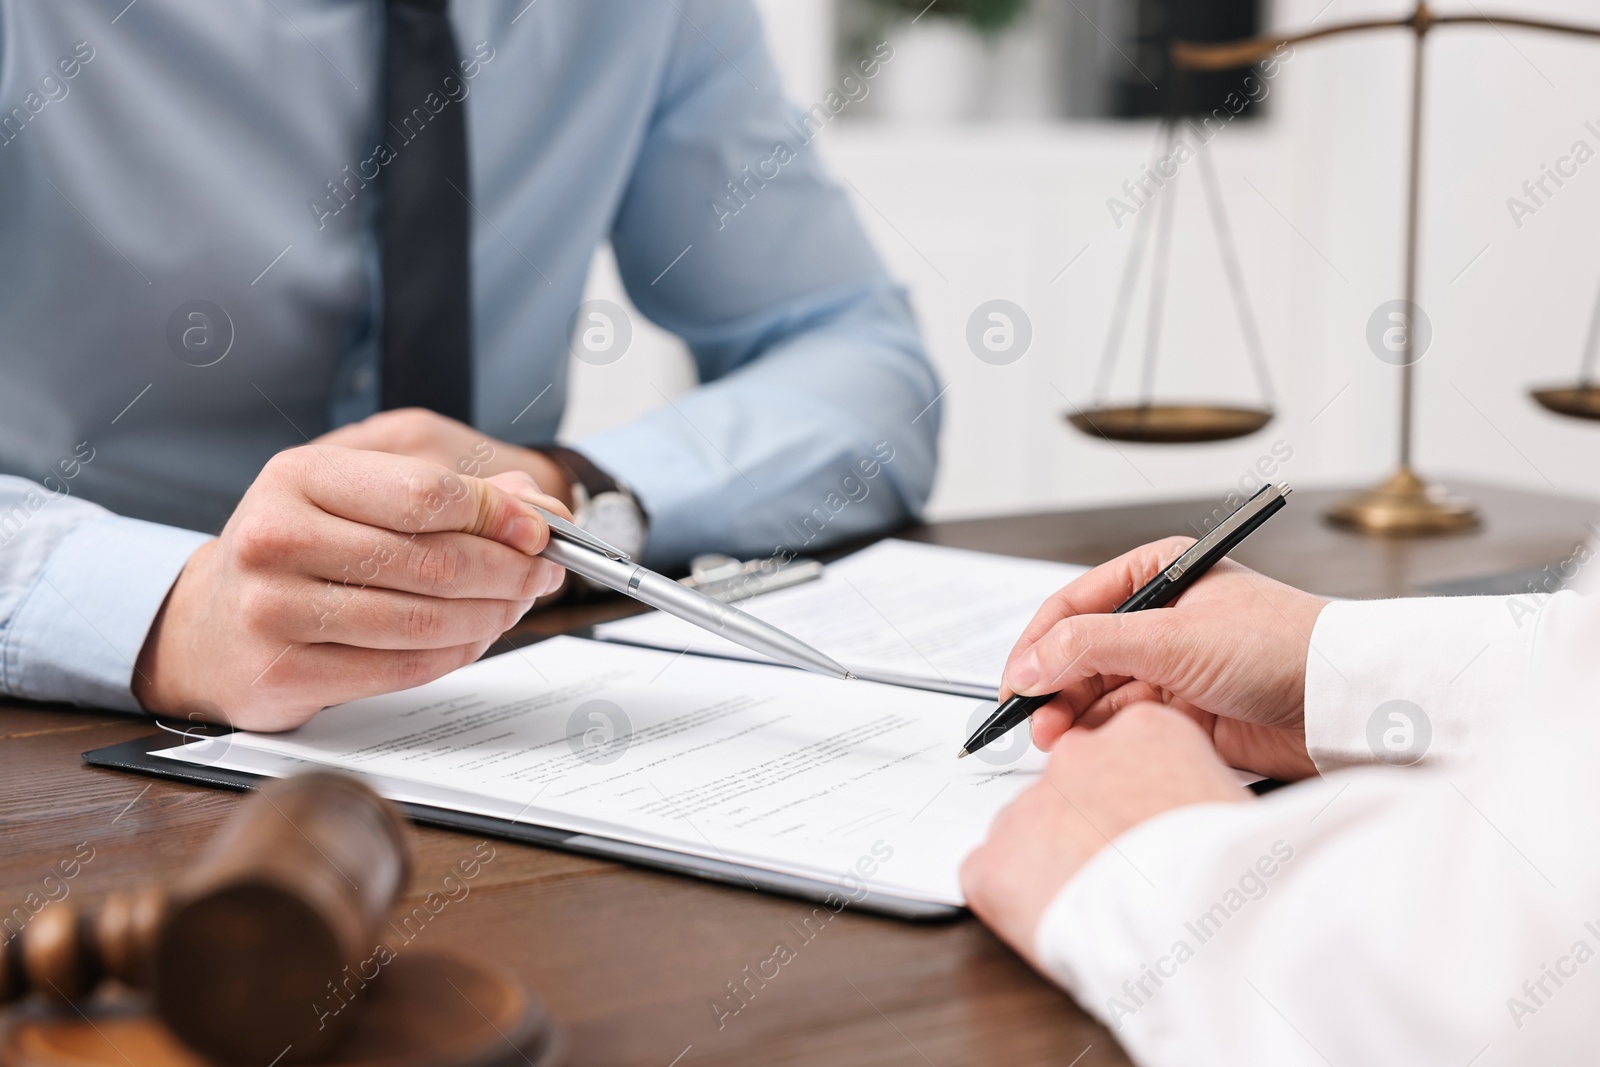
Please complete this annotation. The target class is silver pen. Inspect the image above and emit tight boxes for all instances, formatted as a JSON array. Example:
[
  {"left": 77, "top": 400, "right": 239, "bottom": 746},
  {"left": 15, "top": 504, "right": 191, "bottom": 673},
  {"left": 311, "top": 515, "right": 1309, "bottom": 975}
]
[{"left": 533, "top": 507, "right": 854, "bottom": 680}]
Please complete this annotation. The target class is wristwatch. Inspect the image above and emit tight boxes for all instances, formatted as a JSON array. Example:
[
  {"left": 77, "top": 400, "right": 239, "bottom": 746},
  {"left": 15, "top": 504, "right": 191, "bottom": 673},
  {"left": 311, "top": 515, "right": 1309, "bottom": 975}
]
[{"left": 534, "top": 445, "right": 649, "bottom": 561}]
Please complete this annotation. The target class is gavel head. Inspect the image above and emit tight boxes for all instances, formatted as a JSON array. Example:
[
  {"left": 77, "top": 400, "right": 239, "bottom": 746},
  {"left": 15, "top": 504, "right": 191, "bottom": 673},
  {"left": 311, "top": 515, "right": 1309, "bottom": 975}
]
[{"left": 154, "top": 772, "right": 410, "bottom": 1066}]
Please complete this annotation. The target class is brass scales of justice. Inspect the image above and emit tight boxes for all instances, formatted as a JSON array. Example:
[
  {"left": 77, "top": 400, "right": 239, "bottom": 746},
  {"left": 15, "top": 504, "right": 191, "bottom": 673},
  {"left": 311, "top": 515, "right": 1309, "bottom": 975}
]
[{"left": 1067, "top": 1, "right": 1600, "bottom": 537}]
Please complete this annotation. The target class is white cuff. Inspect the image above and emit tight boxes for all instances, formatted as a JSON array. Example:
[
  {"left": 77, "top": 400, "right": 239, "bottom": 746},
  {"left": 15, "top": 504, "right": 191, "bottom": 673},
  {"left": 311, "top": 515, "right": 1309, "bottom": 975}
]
[
  {"left": 1303, "top": 596, "right": 1534, "bottom": 774},
  {"left": 1033, "top": 795, "right": 1322, "bottom": 1062}
]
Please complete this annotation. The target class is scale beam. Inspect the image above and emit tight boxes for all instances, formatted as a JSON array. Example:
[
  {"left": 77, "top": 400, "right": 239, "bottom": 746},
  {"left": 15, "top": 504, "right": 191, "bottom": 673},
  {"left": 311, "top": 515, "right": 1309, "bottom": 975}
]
[
  {"left": 1172, "top": 18, "right": 1409, "bottom": 71},
  {"left": 1173, "top": 12, "right": 1600, "bottom": 71}
]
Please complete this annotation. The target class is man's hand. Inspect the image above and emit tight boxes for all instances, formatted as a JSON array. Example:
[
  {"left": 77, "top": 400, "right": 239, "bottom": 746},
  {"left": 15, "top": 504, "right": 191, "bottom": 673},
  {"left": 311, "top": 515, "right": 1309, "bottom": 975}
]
[
  {"left": 961, "top": 703, "right": 1251, "bottom": 968},
  {"left": 316, "top": 408, "right": 576, "bottom": 511},
  {"left": 133, "top": 445, "right": 569, "bottom": 732},
  {"left": 1004, "top": 537, "right": 1328, "bottom": 781}
]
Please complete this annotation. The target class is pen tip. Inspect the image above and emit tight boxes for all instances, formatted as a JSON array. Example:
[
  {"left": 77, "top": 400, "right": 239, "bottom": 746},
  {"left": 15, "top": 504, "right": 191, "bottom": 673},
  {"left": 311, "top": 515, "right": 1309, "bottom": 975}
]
[
  {"left": 844, "top": 671, "right": 858, "bottom": 681},
  {"left": 956, "top": 748, "right": 969, "bottom": 759}
]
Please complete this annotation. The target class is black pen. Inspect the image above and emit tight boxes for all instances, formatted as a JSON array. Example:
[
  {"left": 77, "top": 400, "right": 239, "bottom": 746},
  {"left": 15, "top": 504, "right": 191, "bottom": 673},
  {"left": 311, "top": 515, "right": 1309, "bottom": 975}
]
[{"left": 957, "top": 482, "right": 1292, "bottom": 759}]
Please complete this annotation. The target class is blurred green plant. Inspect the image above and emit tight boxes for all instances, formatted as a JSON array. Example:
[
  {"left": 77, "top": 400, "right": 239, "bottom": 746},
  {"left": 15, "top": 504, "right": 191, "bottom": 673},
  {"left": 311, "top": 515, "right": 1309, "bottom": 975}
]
[{"left": 866, "top": 0, "right": 1030, "bottom": 35}]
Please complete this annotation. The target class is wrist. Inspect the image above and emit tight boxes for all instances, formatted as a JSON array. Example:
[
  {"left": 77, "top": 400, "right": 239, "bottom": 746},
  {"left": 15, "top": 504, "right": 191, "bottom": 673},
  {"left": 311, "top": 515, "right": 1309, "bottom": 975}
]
[
  {"left": 510, "top": 447, "right": 577, "bottom": 512},
  {"left": 525, "top": 446, "right": 649, "bottom": 561},
  {"left": 133, "top": 539, "right": 216, "bottom": 719}
]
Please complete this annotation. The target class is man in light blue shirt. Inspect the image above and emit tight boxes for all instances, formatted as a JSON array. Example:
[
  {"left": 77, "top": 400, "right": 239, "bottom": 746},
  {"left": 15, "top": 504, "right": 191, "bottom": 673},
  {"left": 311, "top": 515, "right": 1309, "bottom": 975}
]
[{"left": 0, "top": 0, "right": 939, "bottom": 727}]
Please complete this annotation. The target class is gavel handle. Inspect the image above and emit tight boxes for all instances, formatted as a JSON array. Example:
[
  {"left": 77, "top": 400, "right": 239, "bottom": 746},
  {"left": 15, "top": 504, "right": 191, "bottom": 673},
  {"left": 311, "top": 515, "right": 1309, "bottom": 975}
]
[{"left": 3, "top": 887, "right": 166, "bottom": 1004}]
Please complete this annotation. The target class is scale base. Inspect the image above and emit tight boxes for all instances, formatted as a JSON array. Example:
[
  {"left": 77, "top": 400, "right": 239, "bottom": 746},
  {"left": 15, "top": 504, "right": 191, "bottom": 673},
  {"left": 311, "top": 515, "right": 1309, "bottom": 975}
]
[
  {"left": 1324, "top": 467, "right": 1480, "bottom": 537},
  {"left": 1530, "top": 385, "right": 1600, "bottom": 421}
]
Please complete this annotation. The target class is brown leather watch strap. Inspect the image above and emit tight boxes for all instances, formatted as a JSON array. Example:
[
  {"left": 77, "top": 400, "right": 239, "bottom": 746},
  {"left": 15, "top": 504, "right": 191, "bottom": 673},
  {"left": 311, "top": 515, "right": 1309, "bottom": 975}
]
[{"left": 534, "top": 445, "right": 618, "bottom": 499}]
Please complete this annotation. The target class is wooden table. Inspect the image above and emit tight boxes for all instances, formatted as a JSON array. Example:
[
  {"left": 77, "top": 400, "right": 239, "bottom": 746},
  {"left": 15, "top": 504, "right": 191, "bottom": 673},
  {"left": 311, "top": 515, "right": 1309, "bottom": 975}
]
[{"left": 3, "top": 481, "right": 1593, "bottom": 1067}]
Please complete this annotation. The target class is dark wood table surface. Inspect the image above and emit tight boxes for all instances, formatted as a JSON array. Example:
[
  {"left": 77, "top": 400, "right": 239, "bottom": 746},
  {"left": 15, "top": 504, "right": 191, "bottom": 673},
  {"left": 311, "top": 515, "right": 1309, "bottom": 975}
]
[{"left": 3, "top": 480, "right": 1593, "bottom": 1067}]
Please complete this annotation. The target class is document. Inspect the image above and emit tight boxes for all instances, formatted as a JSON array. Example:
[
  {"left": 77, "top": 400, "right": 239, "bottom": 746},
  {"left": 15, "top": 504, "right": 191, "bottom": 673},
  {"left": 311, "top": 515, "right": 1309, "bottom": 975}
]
[
  {"left": 158, "top": 637, "right": 1044, "bottom": 906},
  {"left": 592, "top": 539, "right": 1089, "bottom": 698}
]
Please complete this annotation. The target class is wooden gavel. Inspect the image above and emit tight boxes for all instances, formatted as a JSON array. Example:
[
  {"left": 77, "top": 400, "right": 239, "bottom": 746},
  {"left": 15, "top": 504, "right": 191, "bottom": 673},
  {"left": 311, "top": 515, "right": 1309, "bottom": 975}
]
[{"left": 1, "top": 773, "right": 410, "bottom": 1066}]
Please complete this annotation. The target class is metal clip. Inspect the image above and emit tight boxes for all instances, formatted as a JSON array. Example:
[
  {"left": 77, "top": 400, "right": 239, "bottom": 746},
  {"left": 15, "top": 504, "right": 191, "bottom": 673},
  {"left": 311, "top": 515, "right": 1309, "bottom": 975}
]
[{"left": 534, "top": 506, "right": 631, "bottom": 561}]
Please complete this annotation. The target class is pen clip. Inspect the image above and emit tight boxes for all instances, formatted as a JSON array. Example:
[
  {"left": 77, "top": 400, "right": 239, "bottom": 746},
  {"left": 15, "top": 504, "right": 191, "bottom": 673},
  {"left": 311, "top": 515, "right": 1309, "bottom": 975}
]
[
  {"left": 534, "top": 506, "right": 631, "bottom": 561},
  {"left": 1163, "top": 483, "right": 1290, "bottom": 581}
]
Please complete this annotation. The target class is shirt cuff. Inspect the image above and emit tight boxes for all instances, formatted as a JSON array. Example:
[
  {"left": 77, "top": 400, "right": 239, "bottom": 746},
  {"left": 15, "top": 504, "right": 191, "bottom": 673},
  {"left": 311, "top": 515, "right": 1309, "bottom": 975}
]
[
  {"left": 1, "top": 515, "right": 211, "bottom": 711},
  {"left": 1303, "top": 595, "right": 1535, "bottom": 774},
  {"left": 576, "top": 412, "right": 737, "bottom": 570},
  {"left": 1032, "top": 799, "right": 1300, "bottom": 1044}
]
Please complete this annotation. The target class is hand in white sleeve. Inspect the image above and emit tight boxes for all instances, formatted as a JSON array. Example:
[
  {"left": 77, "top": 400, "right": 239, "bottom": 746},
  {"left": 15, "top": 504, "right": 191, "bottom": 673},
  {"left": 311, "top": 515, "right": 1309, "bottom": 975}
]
[
  {"left": 967, "top": 546, "right": 1600, "bottom": 1066},
  {"left": 961, "top": 702, "right": 1252, "bottom": 967},
  {"left": 1000, "top": 537, "right": 1328, "bottom": 781}
]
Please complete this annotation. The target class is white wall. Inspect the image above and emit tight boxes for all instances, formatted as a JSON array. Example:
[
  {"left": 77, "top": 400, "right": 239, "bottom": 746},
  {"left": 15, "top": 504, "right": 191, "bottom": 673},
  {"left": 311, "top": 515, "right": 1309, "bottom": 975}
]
[{"left": 564, "top": 0, "right": 1600, "bottom": 522}]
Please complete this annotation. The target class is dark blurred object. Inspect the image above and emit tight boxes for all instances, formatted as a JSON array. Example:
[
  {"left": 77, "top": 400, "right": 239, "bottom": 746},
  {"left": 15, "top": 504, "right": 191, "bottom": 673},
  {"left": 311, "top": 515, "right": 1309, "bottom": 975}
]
[
  {"left": 157, "top": 773, "right": 410, "bottom": 1063},
  {"left": 1119, "top": 0, "right": 1264, "bottom": 118},
  {"left": 866, "top": 0, "right": 1029, "bottom": 35},
  {"left": 0, "top": 772, "right": 564, "bottom": 1067},
  {"left": 1421, "top": 562, "right": 1567, "bottom": 598},
  {"left": 0, "top": 954, "right": 562, "bottom": 1067},
  {"left": 1531, "top": 385, "right": 1600, "bottom": 421}
]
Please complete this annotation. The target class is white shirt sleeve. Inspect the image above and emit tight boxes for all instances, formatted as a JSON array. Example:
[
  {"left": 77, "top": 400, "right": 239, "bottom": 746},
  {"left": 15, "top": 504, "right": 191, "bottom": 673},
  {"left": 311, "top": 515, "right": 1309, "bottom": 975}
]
[
  {"left": 1304, "top": 589, "right": 1592, "bottom": 772},
  {"left": 1034, "top": 761, "right": 1594, "bottom": 1066},
  {"left": 1031, "top": 583, "right": 1600, "bottom": 1066},
  {"left": 1305, "top": 594, "right": 1537, "bottom": 772}
]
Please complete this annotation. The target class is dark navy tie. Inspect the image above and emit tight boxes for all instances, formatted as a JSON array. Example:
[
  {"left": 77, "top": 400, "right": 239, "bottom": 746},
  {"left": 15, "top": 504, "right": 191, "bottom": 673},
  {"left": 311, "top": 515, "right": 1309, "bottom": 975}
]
[{"left": 379, "top": 0, "right": 473, "bottom": 422}]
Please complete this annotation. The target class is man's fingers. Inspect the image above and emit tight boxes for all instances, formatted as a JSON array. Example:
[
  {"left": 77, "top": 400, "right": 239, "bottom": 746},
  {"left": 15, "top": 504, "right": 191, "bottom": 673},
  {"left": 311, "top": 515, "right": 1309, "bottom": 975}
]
[
  {"left": 249, "top": 639, "right": 495, "bottom": 720},
  {"left": 313, "top": 407, "right": 467, "bottom": 453},
  {"left": 470, "top": 470, "right": 571, "bottom": 544},
  {"left": 484, "top": 469, "right": 572, "bottom": 519},
  {"left": 1030, "top": 678, "right": 1177, "bottom": 749},
  {"left": 1006, "top": 536, "right": 1197, "bottom": 661},
  {"left": 1015, "top": 671, "right": 1127, "bottom": 750},
  {"left": 263, "top": 512, "right": 563, "bottom": 601},
  {"left": 270, "top": 445, "right": 553, "bottom": 552},
  {"left": 1004, "top": 610, "right": 1177, "bottom": 697},
  {"left": 1076, "top": 679, "right": 1165, "bottom": 730},
  {"left": 1029, "top": 702, "right": 1074, "bottom": 751},
  {"left": 1047, "top": 702, "right": 1249, "bottom": 817},
  {"left": 280, "top": 584, "right": 534, "bottom": 650}
]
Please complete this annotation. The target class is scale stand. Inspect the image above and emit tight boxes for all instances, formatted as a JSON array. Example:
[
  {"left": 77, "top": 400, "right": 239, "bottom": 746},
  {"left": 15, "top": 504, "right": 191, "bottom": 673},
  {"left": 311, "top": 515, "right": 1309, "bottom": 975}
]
[{"left": 1176, "top": 2, "right": 1600, "bottom": 536}]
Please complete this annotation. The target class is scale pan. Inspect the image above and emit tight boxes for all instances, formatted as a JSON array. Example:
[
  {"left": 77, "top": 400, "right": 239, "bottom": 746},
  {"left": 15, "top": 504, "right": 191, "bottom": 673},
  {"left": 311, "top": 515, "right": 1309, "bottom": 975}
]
[
  {"left": 1530, "top": 385, "right": 1600, "bottom": 421},
  {"left": 1065, "top": 404, "right": 1273, "bottom": 443}
]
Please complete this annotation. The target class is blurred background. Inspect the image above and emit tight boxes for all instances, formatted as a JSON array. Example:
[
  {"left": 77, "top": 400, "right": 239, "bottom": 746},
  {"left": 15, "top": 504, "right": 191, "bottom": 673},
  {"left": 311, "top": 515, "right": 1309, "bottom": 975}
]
[{"left": 565, "top": 0, "right": 1600, "bottom": 521}]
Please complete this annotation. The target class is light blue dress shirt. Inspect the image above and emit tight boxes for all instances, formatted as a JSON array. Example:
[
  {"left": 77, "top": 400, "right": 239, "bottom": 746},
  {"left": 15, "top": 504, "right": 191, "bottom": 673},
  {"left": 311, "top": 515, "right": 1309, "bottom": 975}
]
[{"left": 0, "top": 0, "right": 941, "bottom": 711}]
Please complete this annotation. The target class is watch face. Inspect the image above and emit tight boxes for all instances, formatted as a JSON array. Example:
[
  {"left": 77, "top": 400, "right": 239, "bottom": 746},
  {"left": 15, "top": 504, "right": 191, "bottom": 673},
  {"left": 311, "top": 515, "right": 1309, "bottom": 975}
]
[{"left": 580, "top": 492, "right": 648, "bottom": 558}]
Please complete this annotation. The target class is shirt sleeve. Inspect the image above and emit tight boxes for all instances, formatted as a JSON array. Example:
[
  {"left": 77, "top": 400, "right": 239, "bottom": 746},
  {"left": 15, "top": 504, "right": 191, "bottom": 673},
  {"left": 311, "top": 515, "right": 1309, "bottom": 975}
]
[
  {"left": 1304, "top": 590, "right": 1588, "bottom": 773},
  {"left": 576, "top": 0, "right": 941, "bottom": 570},
  {"left": 1030, "top": 581, "right": 1600, "bottom": 1065},
  {"left": 0, "top": 475, "right": 210, "bottom": 711},
  {"left": 1031, "top": 762, "right": 1592, "bottom": 1067}
]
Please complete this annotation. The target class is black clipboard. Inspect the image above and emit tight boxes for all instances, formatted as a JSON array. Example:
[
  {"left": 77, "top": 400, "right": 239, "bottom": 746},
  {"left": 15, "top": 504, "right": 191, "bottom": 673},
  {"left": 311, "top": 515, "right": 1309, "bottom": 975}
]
[{"left": 83, "top": 731, "right": 963, "bottom": 923}]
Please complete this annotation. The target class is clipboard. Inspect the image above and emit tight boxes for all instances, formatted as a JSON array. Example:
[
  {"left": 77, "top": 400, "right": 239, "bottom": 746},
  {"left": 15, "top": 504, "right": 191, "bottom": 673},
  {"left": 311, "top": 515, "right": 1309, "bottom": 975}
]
[{"left": 83, "top": 731, "right": 964, "bottom": 924}]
